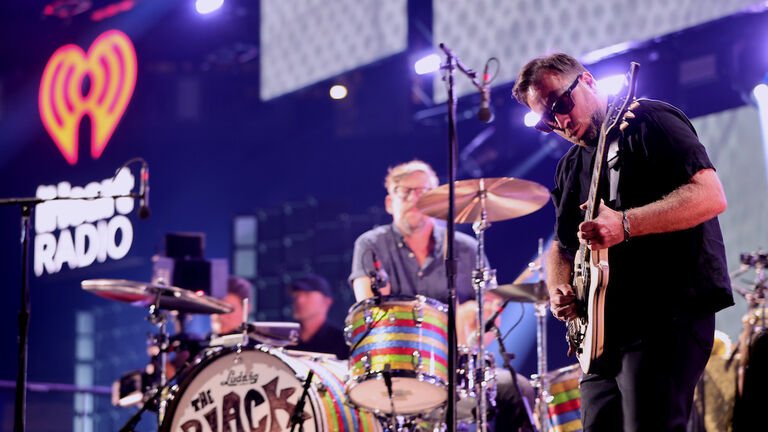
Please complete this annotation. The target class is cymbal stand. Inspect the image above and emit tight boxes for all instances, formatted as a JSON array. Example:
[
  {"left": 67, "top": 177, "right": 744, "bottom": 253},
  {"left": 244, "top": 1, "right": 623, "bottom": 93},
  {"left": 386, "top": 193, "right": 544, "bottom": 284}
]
[
  {"left": 529, "top": 239, "right": 550, "bottom": 431},
  {"left": 471, "top": 179, "right": 494, "bottom": 432},
  {"left": 146, "top": 292, "right": 170, "bottom": 428}
]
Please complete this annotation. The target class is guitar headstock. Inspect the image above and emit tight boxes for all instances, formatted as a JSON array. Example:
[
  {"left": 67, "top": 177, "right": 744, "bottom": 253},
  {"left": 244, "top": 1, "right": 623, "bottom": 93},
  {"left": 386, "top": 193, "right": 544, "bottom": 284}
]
[{"left": 602, "top": 62, "right": 640, "bottom": 137}]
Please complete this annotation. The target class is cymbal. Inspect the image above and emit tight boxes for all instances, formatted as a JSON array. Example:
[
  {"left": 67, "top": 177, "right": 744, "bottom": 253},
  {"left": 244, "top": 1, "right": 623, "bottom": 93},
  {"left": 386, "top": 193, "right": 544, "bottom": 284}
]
[
  {"left": 490, "top": 281, "right": 548, "bottom": 303},
  {"left": 513, "top": 258, "right": 543, "bottom": 285},
  {"left": 246, "top": 321, "right": 300, "bottom": 347},
  {"left": 81, "top": 279, "right": 234, "bottom": 315},
  {"left": 416, "top": 177, "right": 550, "bottom": 223}
]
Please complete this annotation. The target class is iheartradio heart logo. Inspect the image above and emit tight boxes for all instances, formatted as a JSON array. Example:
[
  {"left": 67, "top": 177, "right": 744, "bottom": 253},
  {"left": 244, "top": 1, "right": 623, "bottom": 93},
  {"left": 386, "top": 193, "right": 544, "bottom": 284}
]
[{"left": 39, "top": 30, "right": 137, "bottom": 165}]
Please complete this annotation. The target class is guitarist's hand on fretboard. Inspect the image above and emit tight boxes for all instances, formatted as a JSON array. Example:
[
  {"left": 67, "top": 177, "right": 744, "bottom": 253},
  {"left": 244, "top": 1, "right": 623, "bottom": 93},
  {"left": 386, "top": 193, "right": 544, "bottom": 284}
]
[
  {"left": 578, "top": 200, "right": 625, "bottom": 250},
  {"left": 550, "top": 283, "right": 579, "bottom": 321}
]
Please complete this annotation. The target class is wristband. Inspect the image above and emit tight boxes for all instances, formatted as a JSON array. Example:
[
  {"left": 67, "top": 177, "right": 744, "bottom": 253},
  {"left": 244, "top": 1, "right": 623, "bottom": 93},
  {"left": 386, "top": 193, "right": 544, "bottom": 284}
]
[{"left": 622, "top": 210, "right": 631, "bottom": 242}]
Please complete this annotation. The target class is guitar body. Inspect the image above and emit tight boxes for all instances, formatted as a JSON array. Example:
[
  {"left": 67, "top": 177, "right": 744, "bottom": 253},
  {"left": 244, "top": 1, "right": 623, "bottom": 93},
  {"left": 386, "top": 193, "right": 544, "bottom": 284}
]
[
  {"left": 570, "top": 247, "right": 609, "bottom": 373},
  {"left": 565, "top": 62, "right": 639, "bottom": 374}
]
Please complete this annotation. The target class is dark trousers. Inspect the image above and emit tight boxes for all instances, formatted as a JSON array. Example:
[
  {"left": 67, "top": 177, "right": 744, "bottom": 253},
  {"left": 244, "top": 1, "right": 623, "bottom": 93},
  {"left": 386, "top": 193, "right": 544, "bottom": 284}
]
[{"left": 580, "top": 314, "right": 715, "bottom": 432}]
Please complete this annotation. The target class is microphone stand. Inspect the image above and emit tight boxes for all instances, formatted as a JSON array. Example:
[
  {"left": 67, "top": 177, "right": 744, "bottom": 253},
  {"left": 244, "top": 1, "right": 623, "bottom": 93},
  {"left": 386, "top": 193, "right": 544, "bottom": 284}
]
[
  {"left": 439, "top": 42, "right": 459, "bottom": 432},
  {"left": 491, "top": 326, "right": 537, "bottom": 431},
  {"left": 1, "top": 190, "right": 145, "bottom": 432},
  {"left": 3, "top": 158, "right": 148, "bottom": 432},
  {"left": 289, "top": 370, "right": 314, "bottom": 432},
  {"left": 438, "top": 42, "right": 493, "bottom": 432}
]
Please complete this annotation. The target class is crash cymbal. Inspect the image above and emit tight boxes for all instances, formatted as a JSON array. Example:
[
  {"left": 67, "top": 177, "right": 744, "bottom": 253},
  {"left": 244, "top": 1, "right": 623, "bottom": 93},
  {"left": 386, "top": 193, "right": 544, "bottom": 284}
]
[
  {"left": 490, "top": 281, "right": 548, "bottom": 303},
  {"left": 81, "top": 279, "right": 234, "bottom": 315},
  {"left": 416, "top": 177, "right": 550, "bottom": 223}
]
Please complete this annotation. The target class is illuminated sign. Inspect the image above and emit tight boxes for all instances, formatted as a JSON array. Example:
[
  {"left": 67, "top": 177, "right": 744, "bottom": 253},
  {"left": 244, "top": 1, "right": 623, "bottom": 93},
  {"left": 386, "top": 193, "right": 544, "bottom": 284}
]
[
  {"left": 39, "top": 29, "right": 137, "bottom": 165},
  {"left": 34, "top": 169, "right": 135, "bottom": 276}
]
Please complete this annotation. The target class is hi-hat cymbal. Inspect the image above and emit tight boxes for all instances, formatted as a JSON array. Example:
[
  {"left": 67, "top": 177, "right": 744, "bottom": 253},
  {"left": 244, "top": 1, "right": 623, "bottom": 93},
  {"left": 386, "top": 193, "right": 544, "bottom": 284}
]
[
  {"left": 82, "top": 279, "right": 234, "bottom": 315},
  {"left": 416, "top": 177, "right": 550, "bottom": 223},
  {"left": 490, "top": 281, "right": 549, "bottom": 303}
]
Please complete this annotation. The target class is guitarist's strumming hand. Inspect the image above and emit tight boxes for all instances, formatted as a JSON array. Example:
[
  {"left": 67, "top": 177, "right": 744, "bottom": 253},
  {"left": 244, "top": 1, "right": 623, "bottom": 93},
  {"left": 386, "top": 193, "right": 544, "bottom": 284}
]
[
  {"left": 550, "top": 283, "right": 578, "bottom": 321},
  {"left": 578, "top": 200, "right": 625, "bottom": 250}
]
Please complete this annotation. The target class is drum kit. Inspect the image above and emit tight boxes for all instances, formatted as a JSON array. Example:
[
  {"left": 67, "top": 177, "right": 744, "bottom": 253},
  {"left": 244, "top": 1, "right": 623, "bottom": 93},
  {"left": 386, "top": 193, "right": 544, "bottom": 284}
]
[{"left": 80, "top": 176, "right": 583, "bottom": 432}]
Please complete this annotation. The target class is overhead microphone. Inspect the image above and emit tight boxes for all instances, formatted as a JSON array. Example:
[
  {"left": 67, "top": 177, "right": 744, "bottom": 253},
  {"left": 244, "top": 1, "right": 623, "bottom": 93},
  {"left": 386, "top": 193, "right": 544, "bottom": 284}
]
[
  {"left": 480, "top": 298, "right": 512, "bottom": 333},
  {"left": 477, "top": 63, "right": 494, "bottom": 123},
  {"left": 138, "top": 162, "right": 151, "bottom": 219}
]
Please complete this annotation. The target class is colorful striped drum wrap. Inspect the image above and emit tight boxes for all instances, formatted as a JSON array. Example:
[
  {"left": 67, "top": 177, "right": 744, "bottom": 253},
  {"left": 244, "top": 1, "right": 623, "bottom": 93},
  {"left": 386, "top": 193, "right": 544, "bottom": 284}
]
[
  {"left": 294, "top": 357, "right": 380, "bottom": 432},
  {"left": 546, "top": 369, "right": 583, "bottom": 432},
  {"left": 346, "top": 299, "right": 449, "bottom": 384}
]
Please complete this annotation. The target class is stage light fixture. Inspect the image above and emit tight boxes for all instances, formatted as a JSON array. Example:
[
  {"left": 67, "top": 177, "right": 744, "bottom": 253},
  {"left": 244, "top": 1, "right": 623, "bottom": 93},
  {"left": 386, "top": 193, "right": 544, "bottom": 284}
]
[
  {"left": 414, "top": 54, "right": 441, "bottom": 75},
  {"left": 752, "top": 82, "right": 768, "bottom": 191},
  {"left": 524, "top": 111, "right": 541, "bottom": 128},
  {"left": 195, "top": 0, "right": 223, "bottom": 15},
  {"left": 330, "top": 85, "right": 348, "bottom": 100},
  {"left": 754, "top": 83, "right": 768, "bottom": 105}
]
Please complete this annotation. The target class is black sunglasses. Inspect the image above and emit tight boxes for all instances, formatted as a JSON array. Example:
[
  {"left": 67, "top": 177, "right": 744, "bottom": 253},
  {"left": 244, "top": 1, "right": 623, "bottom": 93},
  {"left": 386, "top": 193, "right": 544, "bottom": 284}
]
[{"left": 535, "top": 75, "right": 581, "bottom": 133}]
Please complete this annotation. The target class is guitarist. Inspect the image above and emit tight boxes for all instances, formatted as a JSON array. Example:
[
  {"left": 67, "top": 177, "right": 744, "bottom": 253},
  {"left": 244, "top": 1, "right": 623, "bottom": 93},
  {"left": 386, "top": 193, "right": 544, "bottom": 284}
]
[{"left": 512, "top": 53, "right": 734, "bottom": 432}]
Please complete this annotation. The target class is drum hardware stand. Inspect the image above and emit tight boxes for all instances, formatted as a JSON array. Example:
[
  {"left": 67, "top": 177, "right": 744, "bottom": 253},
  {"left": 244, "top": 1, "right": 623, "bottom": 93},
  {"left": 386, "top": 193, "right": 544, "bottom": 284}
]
[
  {"left": 438, "top": 42, "right": 492, "bottom": 432},
  {"left": 470, "top": 180, "right": 494, "bottom": 432},
  {"left": 290, "top": 370, "right": 315, "bottom": 432},
  {"left": 490, "top": 326, "right": 538, "bottom": 431},
  {"left": 0, "top": 160, "right": 148, "bottom": 432},
  {"left": 121, "top": 289, "right": 179, "bottom": 431},
  {"left": 382, "top": 364, "right": 398, "bottom": 430},
  {"left": 146, "top": 290, "right": 172, "bottom": 427},
  {"left": 236, "top": 297, "right": 250, "bottom": 355},
  {"left": 117, "top": 359, "right": 196, "bottom": 432},
  {"left": 119, "top": 385, "right": 163, "bottom": 432},
  {"left": 527, "top": 239, "right": 550, "bottom": 432}
]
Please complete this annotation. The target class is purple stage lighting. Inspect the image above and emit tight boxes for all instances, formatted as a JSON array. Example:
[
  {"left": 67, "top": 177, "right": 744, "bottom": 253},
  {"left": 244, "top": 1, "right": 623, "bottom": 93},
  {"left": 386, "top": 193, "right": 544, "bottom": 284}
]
[
  {"left": 754, "top": 83, "right": 768, "bottom": 105},
  {"left": 414, "top": 54, "right": 441, "bottom": 75},
  {"left": 753, "top": 83, "right": 768, "bottom": 191},
  {"left": 329, "top": 85, "right": 348, "bottom": 100},
  {"left": 596, "top": 75, "right": 627, "bottom": 95},
  {"left": 196, "top": 0, "right": 223, "bottom": 15},
  {"left": 524, "top": 111, "right": 540, "bottom": 128}
]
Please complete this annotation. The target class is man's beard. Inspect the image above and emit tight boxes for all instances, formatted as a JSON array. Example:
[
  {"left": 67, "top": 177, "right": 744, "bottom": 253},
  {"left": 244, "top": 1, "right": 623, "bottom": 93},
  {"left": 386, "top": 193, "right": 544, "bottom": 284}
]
[{"left": 582, "top": 108, "right": 606, "bottom": 146}]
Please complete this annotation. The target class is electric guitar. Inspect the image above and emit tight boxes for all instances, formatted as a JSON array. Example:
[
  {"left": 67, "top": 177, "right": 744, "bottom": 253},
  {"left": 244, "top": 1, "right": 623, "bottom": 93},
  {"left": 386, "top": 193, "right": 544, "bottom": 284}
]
[{"left": 567, "top": 62, "right": 640, "bottom": 374}]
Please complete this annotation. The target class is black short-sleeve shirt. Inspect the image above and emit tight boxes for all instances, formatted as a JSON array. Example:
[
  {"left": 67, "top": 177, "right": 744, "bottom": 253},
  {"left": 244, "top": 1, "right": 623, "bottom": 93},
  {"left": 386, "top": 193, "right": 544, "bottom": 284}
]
[{"left": 551, "top": 99, "right": 733, "bottom": 341}]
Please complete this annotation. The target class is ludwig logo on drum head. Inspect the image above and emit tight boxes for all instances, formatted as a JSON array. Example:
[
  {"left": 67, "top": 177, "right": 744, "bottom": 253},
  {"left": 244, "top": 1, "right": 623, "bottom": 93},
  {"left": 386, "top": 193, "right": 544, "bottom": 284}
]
[{"left": 220, "top": 369, "right": 259, "bottom": 386}]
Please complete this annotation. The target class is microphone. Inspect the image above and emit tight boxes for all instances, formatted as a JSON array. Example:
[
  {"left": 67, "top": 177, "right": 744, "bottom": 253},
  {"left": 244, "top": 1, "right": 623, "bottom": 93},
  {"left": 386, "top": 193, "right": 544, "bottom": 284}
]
[
  {"left": 369, "top": 251, "right": 388, "bottom": 304},
  {"left": 370, "top": 251, "right": 389, "bottom": 289},
  {"left": 477, "top": 63, "right": 494, "bottom": 123},
  {"left": 138, "top": 163, "right": 150, "bottom": 219},
  {"left": 480, "top": 298, "right": 512, "bottom": 333}
]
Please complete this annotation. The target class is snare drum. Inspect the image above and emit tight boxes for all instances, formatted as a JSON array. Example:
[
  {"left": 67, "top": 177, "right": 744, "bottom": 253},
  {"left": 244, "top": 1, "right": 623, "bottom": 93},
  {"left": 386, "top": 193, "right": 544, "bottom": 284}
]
[
  {"left": 544, "top": 364, "right": 583, "bottom": 432},
  {"left": 161, "top": 346, "right": 381, "bottom": 432},
  {"left": 345, "top": 295, "right": 448, "bottom": 414}
]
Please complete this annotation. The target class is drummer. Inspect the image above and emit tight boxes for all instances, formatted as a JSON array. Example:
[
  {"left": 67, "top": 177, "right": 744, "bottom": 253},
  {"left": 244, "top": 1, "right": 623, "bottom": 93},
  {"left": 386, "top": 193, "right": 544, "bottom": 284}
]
[{"left": 349, "top": 159, "right": 532, "bottom": 431}]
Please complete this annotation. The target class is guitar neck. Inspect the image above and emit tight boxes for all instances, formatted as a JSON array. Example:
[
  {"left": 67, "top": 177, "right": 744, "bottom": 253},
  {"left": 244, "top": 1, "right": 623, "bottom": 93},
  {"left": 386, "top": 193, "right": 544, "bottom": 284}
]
[
  {"left": 584, "top": 125, "right": 609, "bottom": 223},
  {"left": 584, "top": 62, "right": 640, "bottom": 224}
]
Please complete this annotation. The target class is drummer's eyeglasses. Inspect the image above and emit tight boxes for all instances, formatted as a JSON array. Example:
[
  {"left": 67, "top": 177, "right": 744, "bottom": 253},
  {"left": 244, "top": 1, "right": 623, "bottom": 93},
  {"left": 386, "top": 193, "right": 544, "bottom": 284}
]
[
  {"left": 392, "top": 186, "right": 431, "bottom": 200},
  {"left": 535, "top": 75, "right": 581, "bottom": 133}
]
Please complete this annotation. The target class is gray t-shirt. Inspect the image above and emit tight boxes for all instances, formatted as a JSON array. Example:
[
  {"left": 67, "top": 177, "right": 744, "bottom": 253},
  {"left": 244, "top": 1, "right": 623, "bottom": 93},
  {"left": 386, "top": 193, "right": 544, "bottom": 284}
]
[{"left": 348, "top": 222, "right": 481, "bottom": 304}]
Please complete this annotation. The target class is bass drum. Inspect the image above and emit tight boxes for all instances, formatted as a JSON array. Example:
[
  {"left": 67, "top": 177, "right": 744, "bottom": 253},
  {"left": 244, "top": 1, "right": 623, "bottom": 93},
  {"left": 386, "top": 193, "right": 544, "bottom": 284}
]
[{"left": 161, "top": 346, "right": 381, "bottom": 432}]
